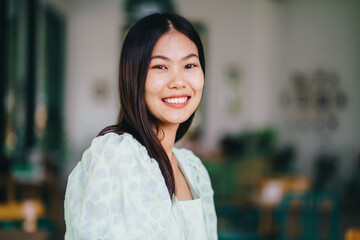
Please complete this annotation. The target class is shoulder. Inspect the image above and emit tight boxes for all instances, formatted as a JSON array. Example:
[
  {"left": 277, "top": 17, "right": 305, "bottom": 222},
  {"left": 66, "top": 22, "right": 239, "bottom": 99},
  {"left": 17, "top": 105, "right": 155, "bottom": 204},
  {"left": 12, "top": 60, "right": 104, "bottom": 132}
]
[
  {"left": 66, "top": 132, "right": 165, "bottom": 198},
  {"left": 173, "top": 147, "right": 217, "bottom": 237},
  {"left": 84, "top": 132, "right": 149, "bottom": 164},
  {"left": 65, "top": 133, "right": 172, "bottom": 238},
  {"left": 173, "top": 148, "right": 213, "bottom": 194},
  {"left": 73, "top": 132, "right": 155, "bottom": 177},
  {"left": 66, "top": 131, "right": 169, "bottom": 206},
  {"left": 173, "top": 148, "right": 208, "bottom": 175}
]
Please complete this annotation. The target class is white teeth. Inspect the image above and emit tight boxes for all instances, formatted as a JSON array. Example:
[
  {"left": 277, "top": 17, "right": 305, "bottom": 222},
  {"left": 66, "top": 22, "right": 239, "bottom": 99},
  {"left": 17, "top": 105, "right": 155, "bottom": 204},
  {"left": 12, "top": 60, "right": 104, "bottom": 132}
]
[{"left": 163, "top": 97, "right": 188, "bottom": 104}]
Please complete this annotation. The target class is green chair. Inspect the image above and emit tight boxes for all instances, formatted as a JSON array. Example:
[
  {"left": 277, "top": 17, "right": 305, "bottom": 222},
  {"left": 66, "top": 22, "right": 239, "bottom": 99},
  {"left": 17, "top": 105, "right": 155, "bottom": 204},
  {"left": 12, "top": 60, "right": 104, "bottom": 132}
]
[
  {"left": 276, "top": 191, "right": 339, "bottom": 240},
  {"left": 217, "top": 204, "right": 262, "bottom": 240}
]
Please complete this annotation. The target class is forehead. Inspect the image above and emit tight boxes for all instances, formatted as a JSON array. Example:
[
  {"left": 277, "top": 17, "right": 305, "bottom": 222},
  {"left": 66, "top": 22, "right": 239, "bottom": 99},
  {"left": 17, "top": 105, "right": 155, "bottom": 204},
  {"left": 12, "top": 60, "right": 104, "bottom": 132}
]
[{"left": 151, "top": 30, "right": 198, "bottom": 56}]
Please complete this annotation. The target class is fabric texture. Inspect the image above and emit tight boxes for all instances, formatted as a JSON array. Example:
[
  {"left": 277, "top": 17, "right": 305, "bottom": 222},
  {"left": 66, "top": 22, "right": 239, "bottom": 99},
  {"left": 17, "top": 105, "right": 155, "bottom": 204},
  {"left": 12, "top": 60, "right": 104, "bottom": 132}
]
[{"left": 64, "top": 132, "right": 217, "bottom": 240}]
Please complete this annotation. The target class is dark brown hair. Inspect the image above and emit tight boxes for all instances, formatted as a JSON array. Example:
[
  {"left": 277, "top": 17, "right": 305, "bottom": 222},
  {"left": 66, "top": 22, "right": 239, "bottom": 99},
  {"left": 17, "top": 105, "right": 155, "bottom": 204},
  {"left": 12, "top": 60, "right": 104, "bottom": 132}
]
[{"left": 98, "top": 13, "right": 205, "bottom": 197}]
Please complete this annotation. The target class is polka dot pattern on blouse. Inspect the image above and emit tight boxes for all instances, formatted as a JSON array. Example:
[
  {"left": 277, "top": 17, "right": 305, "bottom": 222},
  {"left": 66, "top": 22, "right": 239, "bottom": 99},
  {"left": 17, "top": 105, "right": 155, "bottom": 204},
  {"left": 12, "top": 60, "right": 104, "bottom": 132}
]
[{"left": 65, "top": 132, "right": 217, "bottom": 240}]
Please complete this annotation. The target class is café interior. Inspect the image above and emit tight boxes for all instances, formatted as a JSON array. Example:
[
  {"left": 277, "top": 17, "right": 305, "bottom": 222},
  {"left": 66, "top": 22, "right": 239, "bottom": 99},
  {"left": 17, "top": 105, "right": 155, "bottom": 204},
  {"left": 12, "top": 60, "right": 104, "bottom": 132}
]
[{"left": 1, "top": 0, "right": 360, "bottom": 239}]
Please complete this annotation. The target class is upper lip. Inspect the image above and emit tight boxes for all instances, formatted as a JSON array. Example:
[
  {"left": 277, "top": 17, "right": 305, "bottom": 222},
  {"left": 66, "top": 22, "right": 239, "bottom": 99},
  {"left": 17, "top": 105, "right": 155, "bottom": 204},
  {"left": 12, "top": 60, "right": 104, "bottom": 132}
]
[{"left": 162, "top": 94, "right": 191, "bottom": 99}]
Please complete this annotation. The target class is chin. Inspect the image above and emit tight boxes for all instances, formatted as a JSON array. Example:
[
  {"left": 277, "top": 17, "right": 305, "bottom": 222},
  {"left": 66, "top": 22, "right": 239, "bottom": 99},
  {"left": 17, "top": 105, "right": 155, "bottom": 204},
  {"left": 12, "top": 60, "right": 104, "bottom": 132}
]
[
  {"left": 172, "top": 113, "right": 194, "bottom": 123},
  {"left": 162, "top": 116, "right": 192, "bottom": 126},
  {"left": 170, "top": 118, "right": 189, "bottom": 125}
]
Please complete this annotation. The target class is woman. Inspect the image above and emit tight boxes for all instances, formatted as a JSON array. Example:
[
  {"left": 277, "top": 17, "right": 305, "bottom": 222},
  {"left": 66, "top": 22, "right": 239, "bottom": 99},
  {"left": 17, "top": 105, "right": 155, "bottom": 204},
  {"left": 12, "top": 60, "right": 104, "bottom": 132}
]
[{"left": 65, "top": 13, "right": 217, "bottom": 240}]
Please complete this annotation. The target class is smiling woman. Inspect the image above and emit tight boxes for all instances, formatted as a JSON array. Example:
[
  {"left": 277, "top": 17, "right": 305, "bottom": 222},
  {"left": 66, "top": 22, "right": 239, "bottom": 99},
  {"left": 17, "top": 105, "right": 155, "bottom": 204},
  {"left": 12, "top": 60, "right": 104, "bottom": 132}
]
[
  {"left": 64, "top": 13, "right": 217, "bottom": 240},
  {"left": 145, "top": 30, "right": 204, "bottom": 130}
]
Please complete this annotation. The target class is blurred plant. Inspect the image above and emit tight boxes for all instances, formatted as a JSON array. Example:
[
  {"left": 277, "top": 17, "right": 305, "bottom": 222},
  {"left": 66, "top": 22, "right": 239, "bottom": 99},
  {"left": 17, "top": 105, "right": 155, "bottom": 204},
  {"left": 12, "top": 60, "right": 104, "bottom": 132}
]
[
  {"left": 270, "top": 145, "right": 296, "bottom": 173},
  {"left": 344, "top": 152, "right": 360, "bottom": 204},
  {"left": 123, "top": 0, "right": 175, "bottom": 28},
  {"left": 220, "top": 127, "right": 278, "bottom": 160},
  {"left": 313, "top": 153, "right": 338, "bottom": 190}
]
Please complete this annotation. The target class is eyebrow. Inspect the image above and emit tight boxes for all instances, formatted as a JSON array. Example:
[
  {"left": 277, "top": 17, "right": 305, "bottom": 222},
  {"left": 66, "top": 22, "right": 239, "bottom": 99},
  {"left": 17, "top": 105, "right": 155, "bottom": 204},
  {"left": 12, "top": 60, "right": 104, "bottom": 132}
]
[{"left": 150, "top": 53, "right": 199, "bottom": 61}]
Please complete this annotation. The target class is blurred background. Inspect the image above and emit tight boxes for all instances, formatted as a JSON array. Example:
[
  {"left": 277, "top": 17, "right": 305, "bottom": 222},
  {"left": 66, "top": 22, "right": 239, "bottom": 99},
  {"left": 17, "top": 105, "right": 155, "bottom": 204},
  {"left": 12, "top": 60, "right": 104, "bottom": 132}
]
[{"left": 1, "top": 0, "right": 360, "bottom": 239}]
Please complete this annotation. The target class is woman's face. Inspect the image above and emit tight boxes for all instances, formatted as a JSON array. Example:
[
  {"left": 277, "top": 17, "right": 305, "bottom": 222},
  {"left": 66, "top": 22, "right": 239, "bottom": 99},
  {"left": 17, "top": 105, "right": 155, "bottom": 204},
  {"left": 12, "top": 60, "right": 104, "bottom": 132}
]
[{"left": 145, "top": 30, "right": 204, "bottom": 128}]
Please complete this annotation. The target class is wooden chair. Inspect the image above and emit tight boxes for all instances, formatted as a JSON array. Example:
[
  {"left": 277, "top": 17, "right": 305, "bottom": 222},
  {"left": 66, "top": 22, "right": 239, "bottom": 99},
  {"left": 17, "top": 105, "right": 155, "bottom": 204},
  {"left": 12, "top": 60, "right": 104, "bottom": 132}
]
[{"left": 346, "top": 228, "right": 360, "bottom": 240}]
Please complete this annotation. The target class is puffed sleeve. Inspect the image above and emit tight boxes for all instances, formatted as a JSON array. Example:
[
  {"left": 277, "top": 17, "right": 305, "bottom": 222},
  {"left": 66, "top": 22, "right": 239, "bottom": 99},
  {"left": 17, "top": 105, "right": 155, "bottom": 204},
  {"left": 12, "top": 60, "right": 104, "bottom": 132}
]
[{"left": 64, "top": 133, "right": 171, "bottom": 240}]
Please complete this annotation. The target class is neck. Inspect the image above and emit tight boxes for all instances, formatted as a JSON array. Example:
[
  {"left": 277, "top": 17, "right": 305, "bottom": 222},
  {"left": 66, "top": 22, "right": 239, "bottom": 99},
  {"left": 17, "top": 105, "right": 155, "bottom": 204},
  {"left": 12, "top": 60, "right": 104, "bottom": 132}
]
[{"left": 156, "top": 124, "right": 179, "bottom": 164}]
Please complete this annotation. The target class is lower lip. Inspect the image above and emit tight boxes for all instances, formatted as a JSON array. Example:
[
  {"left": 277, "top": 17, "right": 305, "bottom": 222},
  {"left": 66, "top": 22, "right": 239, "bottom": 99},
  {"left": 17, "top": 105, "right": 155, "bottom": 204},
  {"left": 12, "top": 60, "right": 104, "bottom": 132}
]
[{"left": 162, "top": 99, "right": 190, "bottom": 108}]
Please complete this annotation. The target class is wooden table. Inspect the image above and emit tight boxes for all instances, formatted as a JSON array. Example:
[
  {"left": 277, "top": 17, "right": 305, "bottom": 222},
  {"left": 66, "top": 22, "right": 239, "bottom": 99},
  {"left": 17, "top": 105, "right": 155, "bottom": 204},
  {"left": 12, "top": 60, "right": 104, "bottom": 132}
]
[{"left": 0, "top": 231, "right": 49, "bottom": 240}]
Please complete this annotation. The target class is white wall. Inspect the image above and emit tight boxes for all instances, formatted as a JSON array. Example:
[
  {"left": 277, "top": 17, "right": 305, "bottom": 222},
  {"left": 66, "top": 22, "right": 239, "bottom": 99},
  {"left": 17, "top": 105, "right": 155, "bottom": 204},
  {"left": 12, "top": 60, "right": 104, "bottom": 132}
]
[
  {"left": 64, "top": 0, "right": 123, "bottom": 172},
  {"left": 176, "top": 0, "right": 360, "bottom": 178},
  {"left": 176, "top": 0, "right": 284, "bottom": 149},
  {"left": 276, "top": 1, "right": 360, "bottom": 176},
  {"left": 62, "top": 0, "right": 360, "bottom": 180}
]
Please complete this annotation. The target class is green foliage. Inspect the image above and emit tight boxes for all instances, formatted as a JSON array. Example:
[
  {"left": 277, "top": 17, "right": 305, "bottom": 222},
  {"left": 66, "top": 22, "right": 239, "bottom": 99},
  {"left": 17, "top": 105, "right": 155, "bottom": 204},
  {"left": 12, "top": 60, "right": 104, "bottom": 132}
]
[{"left": 220, "top": 127, "right": 278, "bottom": 160}]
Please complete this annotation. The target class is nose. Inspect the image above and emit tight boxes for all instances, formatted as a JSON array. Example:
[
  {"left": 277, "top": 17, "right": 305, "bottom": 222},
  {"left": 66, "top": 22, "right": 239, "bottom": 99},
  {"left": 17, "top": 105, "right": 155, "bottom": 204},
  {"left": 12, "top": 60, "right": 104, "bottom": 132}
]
[{"left": 168, "top": 69, "right": 186, "bottom": 90}]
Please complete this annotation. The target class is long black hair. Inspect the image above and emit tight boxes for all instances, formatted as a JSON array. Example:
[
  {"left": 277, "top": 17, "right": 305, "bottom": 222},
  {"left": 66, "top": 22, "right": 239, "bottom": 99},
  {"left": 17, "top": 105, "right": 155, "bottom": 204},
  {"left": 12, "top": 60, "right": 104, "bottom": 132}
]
[{"left": 98, "top": 13, "right": 205, "bottom": 197}]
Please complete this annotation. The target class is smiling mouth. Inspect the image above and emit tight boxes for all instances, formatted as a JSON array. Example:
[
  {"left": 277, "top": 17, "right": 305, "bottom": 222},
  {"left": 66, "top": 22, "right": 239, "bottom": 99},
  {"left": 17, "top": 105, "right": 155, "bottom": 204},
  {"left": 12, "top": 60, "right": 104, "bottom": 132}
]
[{"left": 162, "top": 97, "right": 190, "bottom": 104}]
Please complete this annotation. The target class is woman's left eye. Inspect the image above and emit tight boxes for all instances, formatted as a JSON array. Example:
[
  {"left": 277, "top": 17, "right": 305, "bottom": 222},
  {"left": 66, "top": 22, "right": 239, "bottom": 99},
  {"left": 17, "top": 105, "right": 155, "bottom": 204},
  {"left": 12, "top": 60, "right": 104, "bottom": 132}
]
[{"left": 185, "top": 64, "right": 196, "bottom": 69}]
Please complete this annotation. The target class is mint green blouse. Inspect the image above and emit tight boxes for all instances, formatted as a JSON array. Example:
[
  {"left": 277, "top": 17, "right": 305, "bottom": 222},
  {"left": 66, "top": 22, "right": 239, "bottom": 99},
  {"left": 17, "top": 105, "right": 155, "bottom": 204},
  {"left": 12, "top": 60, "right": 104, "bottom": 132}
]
[{"left": 64, "top": 132, "right": 217, "bottom": 239}]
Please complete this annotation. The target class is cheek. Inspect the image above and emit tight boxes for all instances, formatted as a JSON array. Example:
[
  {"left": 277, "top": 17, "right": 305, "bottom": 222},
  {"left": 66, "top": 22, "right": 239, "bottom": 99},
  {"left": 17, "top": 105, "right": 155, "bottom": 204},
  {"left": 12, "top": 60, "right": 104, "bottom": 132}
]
[
  {"left": 145, "top": 78, "right": 159, "bottom": 97},
  {"left": 145, "top": 74, "right": 168, "bottom": 95},
  {"left": 193, "top": 75, "right": 204, "bottom": 93}
]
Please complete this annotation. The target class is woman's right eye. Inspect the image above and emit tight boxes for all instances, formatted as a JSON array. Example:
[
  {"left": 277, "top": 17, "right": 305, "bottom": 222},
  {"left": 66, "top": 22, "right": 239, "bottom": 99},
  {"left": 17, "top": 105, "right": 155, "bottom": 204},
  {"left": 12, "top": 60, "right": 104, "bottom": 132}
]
[{"left": 153, "top": 65, "right": 166, "bottom": 70}]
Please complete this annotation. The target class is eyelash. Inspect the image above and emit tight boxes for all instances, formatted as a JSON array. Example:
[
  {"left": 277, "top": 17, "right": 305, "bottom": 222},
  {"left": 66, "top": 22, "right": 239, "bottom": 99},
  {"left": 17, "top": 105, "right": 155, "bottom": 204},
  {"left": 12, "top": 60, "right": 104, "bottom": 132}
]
[
  {"left": 152, "top": 64, "right": 197, "bottom": 70},
  {"left": 185, "top": 64, "right": 196, "bottom": 69},
  {"left": 153, "top": 65, "right": 166, "bottom": 70}
]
